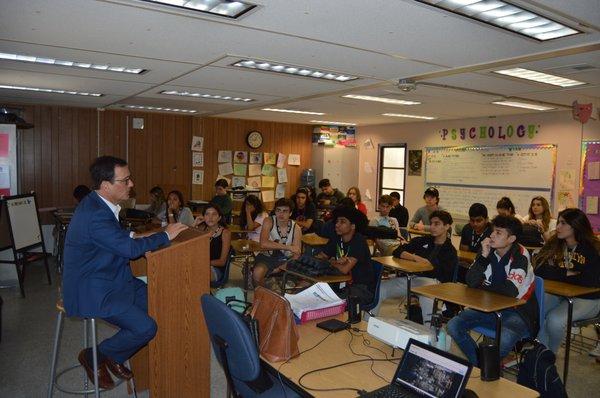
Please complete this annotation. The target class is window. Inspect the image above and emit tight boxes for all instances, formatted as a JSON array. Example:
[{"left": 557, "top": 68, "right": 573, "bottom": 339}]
[{"left": 378, "top": 144, "right": 407, "bottom": 205}]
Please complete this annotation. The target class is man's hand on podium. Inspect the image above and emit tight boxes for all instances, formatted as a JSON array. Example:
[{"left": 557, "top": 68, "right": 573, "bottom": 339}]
[{"left": 165, "top": 223, "right": 188, "bottom": 240}]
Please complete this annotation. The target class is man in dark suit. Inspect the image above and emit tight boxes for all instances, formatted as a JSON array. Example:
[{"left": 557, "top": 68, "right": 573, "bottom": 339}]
[{"left": 63, "top": 156, "right": 187, "bottom": 389}]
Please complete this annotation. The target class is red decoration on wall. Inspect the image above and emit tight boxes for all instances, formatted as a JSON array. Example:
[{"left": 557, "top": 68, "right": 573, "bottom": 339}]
[{"left": 572, "top": 101, "right": 593, "bottom": 124}]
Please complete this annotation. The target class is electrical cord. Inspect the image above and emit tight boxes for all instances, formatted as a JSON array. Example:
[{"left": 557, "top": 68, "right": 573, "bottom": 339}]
[
  {"left": 346, "top": 329, "right": 389, "bottom": 383},
  {"left": 297, "top": 358, "right": 397, "bottom": 393},
  {"left": 276, "top": 331, "right": 335, "bottom": 397}
]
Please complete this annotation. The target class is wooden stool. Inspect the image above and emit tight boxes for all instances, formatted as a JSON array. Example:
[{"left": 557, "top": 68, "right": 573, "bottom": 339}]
[{"left": 47, "top": 299, "right": 134, "bottom": 398}]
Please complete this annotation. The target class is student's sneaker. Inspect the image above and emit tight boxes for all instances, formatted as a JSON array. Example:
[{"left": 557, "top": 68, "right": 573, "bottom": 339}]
[{"left": 589, "top": 343, "right": 600, "bottom": 357}]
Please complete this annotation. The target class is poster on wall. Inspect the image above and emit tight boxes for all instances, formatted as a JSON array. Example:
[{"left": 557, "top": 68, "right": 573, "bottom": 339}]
[
  {"left": 249, "top": 152, "right": 262, "bottom": 164},
  {"left": 234, "top": 151, "right": 248, "bottom": 163},
  {"left": 191, "top": 136, "right": 203, "bottom": 152},
  {"left": 192, "top": 152, "right": 204, "bottom": 167},
  {"left": 581, "top": 141, "right": 600, "bottom": 232},
  {"left": 218, "top": 150, "right": 232, "bottom": 163},
  {"left": 288, "top": 154, "right": 300, "bottom": 166},
  {"left": 408, "top": 150, "right": 422, "bottom": 176},
  {"left": 192, "top": 170, "right": 204, "bottom": 185}
]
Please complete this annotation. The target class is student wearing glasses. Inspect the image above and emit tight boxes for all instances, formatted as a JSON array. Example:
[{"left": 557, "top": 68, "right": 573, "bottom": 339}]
[{"left": 252, "top": 198, "right": 302, "bottom": 287}]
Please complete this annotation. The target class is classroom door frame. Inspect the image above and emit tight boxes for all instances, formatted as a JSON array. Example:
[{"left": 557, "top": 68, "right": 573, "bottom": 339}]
[{"left": 376, "top": 143, "right": 408, "bottom": 205}]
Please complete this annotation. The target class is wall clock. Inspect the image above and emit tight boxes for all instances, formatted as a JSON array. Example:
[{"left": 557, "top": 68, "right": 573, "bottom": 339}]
[{"left": 246, "top": 130, "right": 263, "bottom": 149}]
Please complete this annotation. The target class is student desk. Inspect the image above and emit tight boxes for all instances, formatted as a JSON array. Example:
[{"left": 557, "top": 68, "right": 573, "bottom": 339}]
[
  {"left": 405, "top": 228, "right": 431, "bottom": 238},
  {"left": 458, "top": 250, "right": 477, "bottom": 263},
  {"left": 542, "top": 279, "right": 600, "bottom": 386},
  {"left": 262, "top": 315, "right": 538, "bottom": 398},
  {"left": 371, "top": 256, "right": 433, "bottom": 304},
  {"left": 231, "top": 239, "right": 267, "bottom": 290},
  {"left": 301, "top": 233, "right": 329, "bottom": 247},
  {"left": 412, "top": 283, "right": 525, "bottom": 352},
  {"left": 281, "top": 269, "right": 351, "bottom": 293}
]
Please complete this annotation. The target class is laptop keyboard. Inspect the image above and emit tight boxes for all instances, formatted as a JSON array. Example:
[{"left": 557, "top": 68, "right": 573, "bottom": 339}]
[{"left": 363, "top": 384, "right": 421, "bottom": 398}]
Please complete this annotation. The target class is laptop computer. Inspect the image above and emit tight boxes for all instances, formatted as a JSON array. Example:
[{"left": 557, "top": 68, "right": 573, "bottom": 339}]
[{"left": 363, "top": 338, "right": 472, "bottom": 398}]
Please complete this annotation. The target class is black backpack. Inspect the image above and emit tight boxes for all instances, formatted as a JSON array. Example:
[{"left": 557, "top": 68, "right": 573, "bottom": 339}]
[{"left": 517, "top": 342, "right": 568, "bottom": 398}]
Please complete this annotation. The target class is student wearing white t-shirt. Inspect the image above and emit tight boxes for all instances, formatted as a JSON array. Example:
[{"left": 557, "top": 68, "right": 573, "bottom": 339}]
[{"left": 240, "top": 195, "right": 268, "bottom": 242}]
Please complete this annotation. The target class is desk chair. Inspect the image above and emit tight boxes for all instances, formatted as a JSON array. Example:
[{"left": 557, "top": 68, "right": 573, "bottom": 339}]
[
  {"left": 570, "top": 310, "right": 600, "bottom": 354},
  {"left": 211, "top": 249, "right": 234, "bottom": 289},
  {"left": 361, "top": 261, "right": 384, "bottom": 314},
  {"left": 472, "top": 276, "right": 544, "bottom": 355},
  {"left": 200, "top": 294, "right": 300, "bottom": 398}
]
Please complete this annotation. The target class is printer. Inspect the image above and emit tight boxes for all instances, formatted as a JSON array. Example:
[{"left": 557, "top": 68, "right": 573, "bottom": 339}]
[{"left": 367, "top": 316, "right": 431, "bottom": 349}]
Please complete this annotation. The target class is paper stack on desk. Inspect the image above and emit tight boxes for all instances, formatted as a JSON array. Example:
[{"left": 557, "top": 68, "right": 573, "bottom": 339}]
[{"left": 285, "top": 282, "right": 345, "bottom": 319}]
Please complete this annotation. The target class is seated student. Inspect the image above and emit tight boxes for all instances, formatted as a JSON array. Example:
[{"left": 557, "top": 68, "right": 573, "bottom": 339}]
[
  {"left": 291, "top": 187, "right": 317, "bottom": 233},
  {"left": 369, "top": 195, "right": 403, "bottom": 256},
  {"left": 534, "top": 208, "right": 600, "bottom": 354},
  {"left": 447, "top": 215, "right": 538, "bottom": 366},
  {"left": 316, "top": 178, "right": 345, "bottom": 208},
  {"left": 373, "top": 210, "right": 458, "bottom": 321},
  {"left": 210, "top": 179, "right": 233, "bottom": 223},
  {"left": 147, "top": 186, "right": 167, "bottom": 222},
  {"left": 522, "top": 196, "right": 557, "bottom": 242},
  {"left": 409, "top": 187, "right": 444, "bottom": 232},
  {"left": 389, "top": 191, "right": 409, "bottom": 228},
  {"left": 240, "top": 194, "right": 268, "bottom": 242},
  {"left": 496, "top": 196, "right": 523, "bottom": 221},
  {"left": 253, "top": 198, "right": 302, "bottom": 286},
  {"left": 318, "top": 198, "right": 368, "bottom": 241},
  {"left": 347, "top": 186, "right": 368, "bottom": 216},
  {"left": 166, "top": 190, "right": 195, "bottom": 226},
  {"left": 73, "top": 185, "right": 91, "bottom": 203},
  {"left": 316, "top": 206, "right": 375, "bottom": 305},
  {"left": 195, "top": 204, "right": 232, "bottom": 282},
  {"left": 460, "top": 203, "right": 492, "bottom": 253}
]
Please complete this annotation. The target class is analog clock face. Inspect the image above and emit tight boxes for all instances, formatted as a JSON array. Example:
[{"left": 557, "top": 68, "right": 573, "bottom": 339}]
[{"left": 247, "top": 131, "right": 263, "bottom": 149}]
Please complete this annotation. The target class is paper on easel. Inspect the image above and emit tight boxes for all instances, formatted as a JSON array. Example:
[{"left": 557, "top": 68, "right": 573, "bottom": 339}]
[
  {"left": 588, "top": 162, "right": 600, "bottom": 180},
  {"left": 284, "top": 282, "right": 344, "bottom": 319},
  {"left": 586, "top": 196, "right": 598, "bottom": 215}
]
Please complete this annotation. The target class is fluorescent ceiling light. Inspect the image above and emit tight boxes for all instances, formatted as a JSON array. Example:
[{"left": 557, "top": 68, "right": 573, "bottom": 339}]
[
  {"left": 262, "top": 108, "right": 325, "bottom": 115},
  {"left": 310, "top": 120, "right": 357, "bottom": 126},
  {"left": 0, "top": 84, "right": 103, "bottom": 97},
  {"left": 342, "top": 94, "right": 420, "bottom": 105},
  {"left": 491, "top": 100, "right": 555, "bottom": 111},
  {"left": 416, "top": 0, "right": 580, "bottom": 41},
  {"left": 122, "top": 105, "right": 197, "bottom": 113},
  {"left": 141, "top": 0, "right": 256, "bottom": 19},
  {"left": 160, "top": 90, "right": 254, "bottom": 102},
  {"left": 382, "top": 113, "right": 436, "bottom": 120},
  {"left": 493, "top": 68, "right": 586, "bottom": 87},
  {"left": 0, "top": 51, "right": 146, "bottom": 74},
  {"left": 233, "top": 59, "right": 358, "bottom": 82}
]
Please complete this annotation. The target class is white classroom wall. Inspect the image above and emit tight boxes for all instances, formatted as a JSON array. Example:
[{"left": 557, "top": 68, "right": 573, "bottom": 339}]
[{"left": 358, "top": 111, "right": 600, "bottom": 220}]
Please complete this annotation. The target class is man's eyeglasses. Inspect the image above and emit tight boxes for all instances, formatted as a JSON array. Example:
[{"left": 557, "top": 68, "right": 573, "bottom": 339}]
[{"left": 113, "top": 176, "right": 133, "bottom": 184}]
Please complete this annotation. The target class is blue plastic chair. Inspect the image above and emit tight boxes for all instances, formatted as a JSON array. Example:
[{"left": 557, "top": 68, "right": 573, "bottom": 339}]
[
  {"left": 473, "top": 276, "right": 545, "bottom": 340},
  {"left": 200, "top": 294, "right": 301, "bottom": 398},
  {"left": 210, "top": 249, "right": 234, "bottom": 289},
  {"left": 361, "top": 261, "right": 384, "bottom": 313}
]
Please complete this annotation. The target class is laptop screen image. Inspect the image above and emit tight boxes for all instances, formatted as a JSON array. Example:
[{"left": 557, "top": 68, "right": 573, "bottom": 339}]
[{"left": 394, "top": 339, "right": 472, "bottom": 398}]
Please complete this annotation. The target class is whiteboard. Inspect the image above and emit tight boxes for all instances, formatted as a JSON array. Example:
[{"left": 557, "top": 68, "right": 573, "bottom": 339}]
[
  {"left": 425, "top": 145, "right": 556, "bottom": 218},
  {"left": 426, "top": 145, "right": 556, "bottom": 189},
  {"left": 5, "top": 195, "right": 42, "bottom": 250},
  {"left": 434, "top": 185, "right": 550, "bottom": 219}
]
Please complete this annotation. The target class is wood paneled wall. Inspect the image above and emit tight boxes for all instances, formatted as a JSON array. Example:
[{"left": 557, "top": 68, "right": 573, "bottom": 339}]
[
  {"left": 191, "top": 117, "right": 313, "bottom": 203},
  {"left": 13, "top": 103, "right": 313, "bottom": 211}
]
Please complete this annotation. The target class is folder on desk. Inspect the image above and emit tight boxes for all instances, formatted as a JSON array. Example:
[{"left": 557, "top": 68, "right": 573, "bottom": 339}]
[{"left": 284, "top": 282, "right": 344, "bottom": 319}]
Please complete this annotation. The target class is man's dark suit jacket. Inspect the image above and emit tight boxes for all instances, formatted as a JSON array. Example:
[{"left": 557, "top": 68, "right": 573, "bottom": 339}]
[{"left": 63, "top": 191, "right": 169, "bottom": 318}]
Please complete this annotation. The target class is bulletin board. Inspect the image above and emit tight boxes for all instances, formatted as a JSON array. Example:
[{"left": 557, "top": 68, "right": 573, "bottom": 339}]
[
  {"left": 425, "top": 144, "right": 556, "bottom": 218},
  {"left": 581, "top": 141, "right": 600, "bottom": 232}
]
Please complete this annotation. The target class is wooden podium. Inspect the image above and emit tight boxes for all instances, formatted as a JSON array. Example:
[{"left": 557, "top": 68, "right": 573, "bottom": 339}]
[{"left": 129, "top": 229, "right": 210, "bottom": 397}]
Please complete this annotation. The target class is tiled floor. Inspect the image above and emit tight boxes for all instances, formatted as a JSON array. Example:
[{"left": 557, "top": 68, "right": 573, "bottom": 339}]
[{"left": 1, "top": 258, "right": 599, "bottom": 397}]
